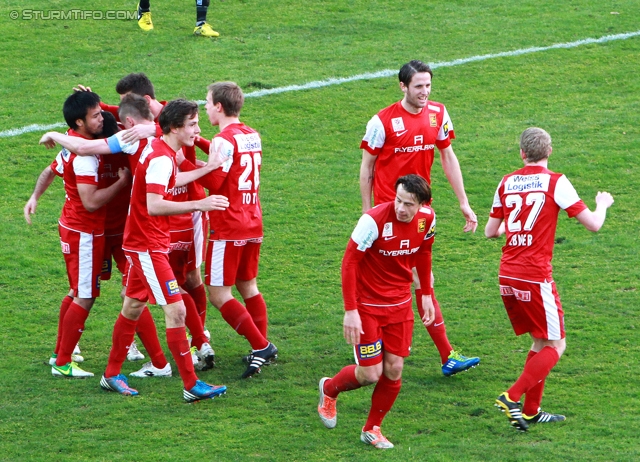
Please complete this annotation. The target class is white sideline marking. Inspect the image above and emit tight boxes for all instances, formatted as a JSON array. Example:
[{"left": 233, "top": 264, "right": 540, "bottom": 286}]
[{"left": 2, "top": 30, "right": 639, "bottom": 139}]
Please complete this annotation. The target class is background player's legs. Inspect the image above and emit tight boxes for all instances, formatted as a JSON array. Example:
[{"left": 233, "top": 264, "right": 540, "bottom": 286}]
[
  {"left": 182, "top": 290, "right": 208, "bottom": 349},
  {"left": 414, "top": 269, "right": 480, "bottom": 375},
  {"left": 208, "top": 285, "right": 269, "bottom": 351},
  {"left": 237, "top": 279, "right": 269, "bottom": 338},
  {"left": 194, "top": 0, "right": 219, "bottom": 36},
  {"left": 135, "top": 306, "right": 169, "bottom": 370},
  {"left": 137, "top": 0, "right": 153, "bottom": 31},
  {"left": 184, "top": 271, "right": 208, "bottom": 326},
  {"left": 415, "top": 287, "right": 451, "bottom": 363}
]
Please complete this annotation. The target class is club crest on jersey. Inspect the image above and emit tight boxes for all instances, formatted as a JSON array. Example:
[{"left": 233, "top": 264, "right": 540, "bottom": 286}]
[
  {"left": 60, "top": 241, "right": 70, "bottom": 254},
  {"left": 166, "top": 279, "right": 180, "bottom": 296},
  {"left": 382, "top": 222, "right": 393, "bottom": 237},
  {"left": 429, "top": 114, "right": 437, "bottom": 127},
  {"left": 391, "top": 117, "right": 405, "bottom": 133},
  {"left": 357, "top": 340, "right": 382, "bottom": 360},
  {"left": 418, "top": 218, "right": 426, "bottom": 233}
]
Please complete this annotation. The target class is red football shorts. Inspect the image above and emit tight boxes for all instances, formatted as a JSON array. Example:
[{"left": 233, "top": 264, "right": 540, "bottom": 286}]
[
  {"left": 205, "top": 238, "right": 262, "bottom": 287},
  {"left": 354, "top": 301, "right": 414, "bottom": 367},
  {"left": 499, "top": 276, "right": 565, "bottom": 341},
  {"left": 101, "top": 231, "right": 126, "bottom": 281},
  {"left": 169, "top": 229, "right": 195, "bottom": 287},
  {"left": 124, "top": 250, "right": 183, "bottom": 306},
  {"left": 59, "top": 224, "right": 104, "bottom": 299}
]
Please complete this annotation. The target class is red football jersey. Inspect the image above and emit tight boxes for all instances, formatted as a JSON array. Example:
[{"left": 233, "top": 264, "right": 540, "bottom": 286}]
[
  {"left": 122, "top": 137, "right": 177, "bottom": 252},
  {"left": 103, "top": 131, "right": 155, "bottom": 234},
  {"left": 360, "top": 100, "right": 455, "bottom": 204},
  {"left": 51, "top": 129, "right": 106, "bottom": 234},
  {"left": 490, "top": 165, "right": 587, "bottom": 281},
  {"left": 342, "top": 202, "right": 436, "bottom": 312},
  {"left": 205, "top": 123, "right": 263, "bottom": 240},
  {"left": 102, "top": 153, "right": 131, "bottom": 234}
]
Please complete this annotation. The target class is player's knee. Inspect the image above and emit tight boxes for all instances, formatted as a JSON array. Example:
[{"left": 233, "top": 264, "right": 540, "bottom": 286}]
[{"left": 357, "top": 364, "right": 382, "bottom": 385}]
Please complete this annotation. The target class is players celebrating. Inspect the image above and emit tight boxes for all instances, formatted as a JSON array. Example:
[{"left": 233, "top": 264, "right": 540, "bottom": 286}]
[{"left": 485, "top": 127, "right": 614, "bottom": 431}]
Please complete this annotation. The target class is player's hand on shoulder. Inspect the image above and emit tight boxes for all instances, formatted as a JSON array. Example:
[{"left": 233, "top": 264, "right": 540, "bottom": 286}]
[
  {"left": 595, "top": 191, "right": 614, "bottom": 208},
  {"left": 198, "top": 194, "right": 229, "bottom": 212},
  {"left": 207, "top": 140, "right": 226, "bottom": 171},
  {"left": 121, "top": 124, "right": 154, "bottom": 144},
  {"left": 39, "top": 132, "right": 57, "bottom": 148},
  {"left": 73, "top": 84, "right": 92, "bottom": 93},
  {"left": 460, "top": 204, "right": 478, "bottom": 233}
]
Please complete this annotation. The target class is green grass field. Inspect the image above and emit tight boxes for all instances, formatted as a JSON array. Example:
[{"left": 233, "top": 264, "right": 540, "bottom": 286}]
[{"left": 1, "top": 1, "right": 639, "bottom": 460}]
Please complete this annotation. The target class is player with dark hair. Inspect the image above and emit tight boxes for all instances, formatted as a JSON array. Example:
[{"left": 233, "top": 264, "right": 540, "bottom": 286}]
[
  {"left": 485, "top": 127, "right": 614, "bottom": 431},
  {"left": 99, "top": 99, "right": 229, "bottom": 401},
  {"left": 36, "top": 92, "right": 131, "bottom": 377},
  {"left": 318, "top": 174, "right": 437, "bottom": 449},
  {"left": 360, "top": 59, "right": 480, "bottom": 376},
  {"left": 192, "top": 82, "right": 278, "bottom": 378},
  {"left": 136, "top": 0, "right": 220, "bottom": 37}
]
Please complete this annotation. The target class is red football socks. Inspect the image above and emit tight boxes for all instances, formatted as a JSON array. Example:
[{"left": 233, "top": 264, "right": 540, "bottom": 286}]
[
  {"left": 244, "top": 293, "right": 268, "bottom": 338},
  {"left": 219, "top": 299, "right": 268, "bottom": 350},
  {"left": 135, "top": 306, "right": 168, "bottom": 369},
  {"left": 323, "top": 365, "right": 362, "bottom": 399},
  {"left": 416, "top": 288, "right": 452, "bottom": 364},
  {"left": 56, "top": 301, "right": 90, "bottom": 365},
  {"left": 363, "top": 373, "right": 402, "bottom": 431},
  {"left": 54, "top": 295, "right": 74, "bottom": 354},
  {"left": 508, "top": 346, "right": 560, "bottom": 403},
  {"left": 522, "top": 349, "right": 546, "bottom": 416},
  {"left": 186, "top": 284, "right": 208, "bottom": 326},
  {"left": 183, "top": 292, "right": 208, "bottom": 350},
  {"left": 166, "top": 326, "right": 197, "bottom": 390},
  {"left": 104, "top": 314, "right": 138, "bottom": 377}
]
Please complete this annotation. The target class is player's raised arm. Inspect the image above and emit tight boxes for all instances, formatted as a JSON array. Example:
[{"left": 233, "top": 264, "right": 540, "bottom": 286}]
[
  {"left": 574, "top": 191, "right": 614, "bottom": 232},
  {"left": 40, "top": 132, "right": 113, "bottom": 156}
]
